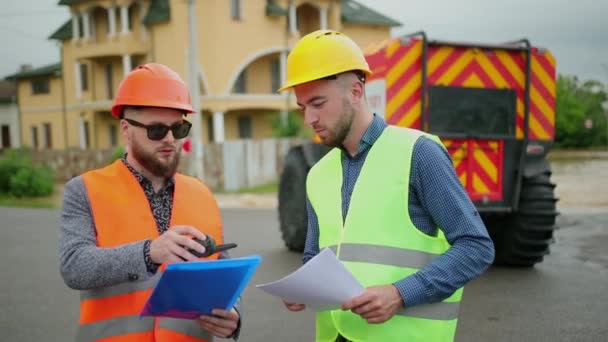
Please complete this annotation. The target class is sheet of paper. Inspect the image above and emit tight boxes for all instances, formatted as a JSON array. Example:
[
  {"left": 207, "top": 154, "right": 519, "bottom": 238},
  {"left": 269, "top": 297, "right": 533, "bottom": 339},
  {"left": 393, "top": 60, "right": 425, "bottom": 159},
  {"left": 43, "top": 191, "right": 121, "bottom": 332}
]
[{"left": 256, "top": 248, "right": 364, "bottom": 311}]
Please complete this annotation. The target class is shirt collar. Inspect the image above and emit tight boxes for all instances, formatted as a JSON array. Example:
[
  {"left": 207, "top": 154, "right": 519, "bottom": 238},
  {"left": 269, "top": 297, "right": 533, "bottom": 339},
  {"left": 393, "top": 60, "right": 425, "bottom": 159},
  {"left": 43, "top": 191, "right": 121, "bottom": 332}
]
[{"left": 341, "top": 113, "right": 388, "bottom": 158}]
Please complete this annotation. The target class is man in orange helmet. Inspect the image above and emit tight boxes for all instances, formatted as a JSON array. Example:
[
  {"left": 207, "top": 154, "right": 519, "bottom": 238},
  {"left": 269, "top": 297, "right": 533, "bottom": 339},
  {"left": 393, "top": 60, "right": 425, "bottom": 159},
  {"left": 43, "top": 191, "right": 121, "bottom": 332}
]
[
  {"left": 58, "top": 63, "right": 241, "bottom": 341},
  {"left": 278, "top": 30, "right": 494, "bottom": 342}
]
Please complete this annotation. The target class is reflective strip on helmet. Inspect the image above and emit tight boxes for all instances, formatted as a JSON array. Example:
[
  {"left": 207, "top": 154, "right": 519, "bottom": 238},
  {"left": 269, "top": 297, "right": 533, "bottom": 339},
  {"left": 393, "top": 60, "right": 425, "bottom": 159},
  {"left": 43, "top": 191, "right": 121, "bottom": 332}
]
[
  {"left": 80, "top": 273, "right": 160, "bottom": 301},
  {"left": 77, "top": 315, "right": 154, "bottom": 341},
  {"left": 159, "top": 318, "right": 214, "bottom": 340},
  {"left": 328, "top": 243, "right": 442, "bottom": 269}
]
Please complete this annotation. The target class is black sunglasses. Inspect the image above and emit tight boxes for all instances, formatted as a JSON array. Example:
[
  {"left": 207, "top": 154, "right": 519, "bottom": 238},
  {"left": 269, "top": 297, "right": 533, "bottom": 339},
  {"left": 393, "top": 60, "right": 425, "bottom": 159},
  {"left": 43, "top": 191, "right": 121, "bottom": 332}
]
[{"left": 124, "top": 118, "right": 192, "bottom": 140}]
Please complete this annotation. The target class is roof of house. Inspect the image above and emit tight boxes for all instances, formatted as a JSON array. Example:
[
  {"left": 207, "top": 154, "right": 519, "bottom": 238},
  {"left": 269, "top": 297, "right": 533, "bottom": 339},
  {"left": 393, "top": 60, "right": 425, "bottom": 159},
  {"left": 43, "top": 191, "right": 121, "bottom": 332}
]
[
  {"left": 50, "top": 0, "right": 400, "bottom": 40},
  {"left": 341, "top": 0, "right": 401, "bottom": 27},
  {"left": 0, "top": 80, "right": 17, "bottom": 104},
  {"left": 143, "top": 0, "right": 170, "bottom": 26},
  {"left": 266, "top": 1, "right": 289, "bottom": 16},
  {"left": 5, "top": 63, "right": 62, "bottom": 81},
  {"left": 49, "top": 19, "right": 72, "bottom": 40}
]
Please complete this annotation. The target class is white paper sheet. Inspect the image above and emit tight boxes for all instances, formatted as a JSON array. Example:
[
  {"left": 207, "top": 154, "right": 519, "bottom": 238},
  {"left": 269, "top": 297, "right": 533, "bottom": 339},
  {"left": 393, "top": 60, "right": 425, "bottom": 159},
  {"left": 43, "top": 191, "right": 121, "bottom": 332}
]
[{"left": 256, "top": 248, "right": 365, "bottom": 311}]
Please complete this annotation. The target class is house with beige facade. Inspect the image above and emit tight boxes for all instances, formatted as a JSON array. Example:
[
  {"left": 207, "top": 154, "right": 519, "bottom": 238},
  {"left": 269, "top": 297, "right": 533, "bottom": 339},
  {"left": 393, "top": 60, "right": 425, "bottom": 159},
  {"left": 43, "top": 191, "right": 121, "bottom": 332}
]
[{"left": 6, "top": 0, "right": 399, "bottom": 150}]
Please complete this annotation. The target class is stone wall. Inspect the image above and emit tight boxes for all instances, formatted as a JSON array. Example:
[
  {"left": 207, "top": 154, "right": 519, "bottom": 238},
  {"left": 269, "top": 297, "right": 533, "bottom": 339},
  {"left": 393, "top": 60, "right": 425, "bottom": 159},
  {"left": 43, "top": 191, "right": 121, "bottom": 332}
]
[{"left": 21, "top": 138, "right": 304, "bottom": 191}]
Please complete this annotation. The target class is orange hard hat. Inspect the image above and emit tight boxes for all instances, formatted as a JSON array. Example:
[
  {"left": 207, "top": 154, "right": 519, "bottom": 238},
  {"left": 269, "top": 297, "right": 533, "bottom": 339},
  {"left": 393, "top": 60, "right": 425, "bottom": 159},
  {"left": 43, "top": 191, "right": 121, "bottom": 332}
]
[{"left": 111, "top": 63, "right": 195, "bottom": 117}]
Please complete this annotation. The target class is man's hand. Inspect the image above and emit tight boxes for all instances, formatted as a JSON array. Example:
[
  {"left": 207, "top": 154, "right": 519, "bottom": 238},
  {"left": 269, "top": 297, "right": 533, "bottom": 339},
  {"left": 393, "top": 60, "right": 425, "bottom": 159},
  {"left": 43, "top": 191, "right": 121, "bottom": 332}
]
[
  {"left": 283, "top": 299, "right": 306, "bottom": 312},
  {"left": 341, "top": 285, "right": 403, "bottom": 324},
  {"left": 198, "top": 308, "right": 239, "bottom": 338},
  {"left": 149, "top": 225, "right": 207, "bottom": 264}
]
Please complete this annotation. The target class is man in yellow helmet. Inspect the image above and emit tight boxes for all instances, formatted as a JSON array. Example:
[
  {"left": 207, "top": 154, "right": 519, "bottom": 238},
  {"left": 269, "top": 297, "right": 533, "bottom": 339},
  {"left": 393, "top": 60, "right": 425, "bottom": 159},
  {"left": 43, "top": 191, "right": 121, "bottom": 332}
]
[{"left": 278, "top": 30, "right": 495, "bottom": 342}]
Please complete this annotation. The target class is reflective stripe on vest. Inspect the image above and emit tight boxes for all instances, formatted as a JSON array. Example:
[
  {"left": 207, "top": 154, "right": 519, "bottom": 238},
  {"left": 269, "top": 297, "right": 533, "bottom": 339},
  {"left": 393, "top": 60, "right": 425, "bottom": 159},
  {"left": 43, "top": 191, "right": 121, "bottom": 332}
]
[
  {"left": 77, "top": 315, "right": 154, "bottom": 341},
  {"left": 327, "top": 243, "right": 442, "bottom": 270},
  {"left": 308, "top": 126, "right": 463, "bottom": 342},
  {"left": 79, "top": 160, "right": 223, "bottom": 341},
  {"left": 326, "top": 244, "right": 460, "bottom": 321},
  {"left": 77, "top": 316, "right": 214, "bottom": 342},
  {"left": 80, "top": 274, "right": 161, "bottom": 301}
]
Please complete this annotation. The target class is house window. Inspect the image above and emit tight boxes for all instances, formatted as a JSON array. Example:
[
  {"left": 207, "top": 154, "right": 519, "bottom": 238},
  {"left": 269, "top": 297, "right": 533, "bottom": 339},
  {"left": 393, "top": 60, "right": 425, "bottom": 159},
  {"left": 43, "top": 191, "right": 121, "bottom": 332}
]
[
  {"left": 230, "top": 0, "right": 241, "bottom": 20},
  {"left": 80, "top": 119, "right": 90, "bottom": 149},
  {"left": 43, "top": 123, "right": 52, "bottom": 149},
  {"left": 270, "top": 58, "right": 280, "bottom": 92},
  {"left": 128, "top": 5, "right": 133, "bottom": 31},
  {"left": 31, "top": 126, "right": 39, "bottom": 149},
  {"left": 109, "top": 124, "right": 118, "bottom": 147},
  {"left": 31, "top": 79, "right": 50, "bottom": 94},
  {"left": 207, "top": 115, "right": 215, "bottom": 143},
  {"left": 233, "top": 70, "right": 247, "bottom": 94},
  {"left": 77, "top": 15, "right": 84, "bottom": 38},
  {"left": 237, "top": 115, "right": 252, "bottom": 139},
  {"left": 83, "top": 121, "right": 90, "bottom": 149},
  {"left": 80, "top": 63, "right": 89, "bottom": 91},
  {"left": 105, "top": 63, "right": 113, "bottom": 99},
  {"left": 1, "top": 125, "right": 10, "bottom": 148}
]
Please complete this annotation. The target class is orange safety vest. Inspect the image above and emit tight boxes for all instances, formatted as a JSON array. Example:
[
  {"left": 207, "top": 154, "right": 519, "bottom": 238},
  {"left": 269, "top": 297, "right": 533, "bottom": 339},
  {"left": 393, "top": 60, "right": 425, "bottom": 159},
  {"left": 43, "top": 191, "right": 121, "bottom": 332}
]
[{"left": 79, "top": 160, "right": 223, "bottom": 342}]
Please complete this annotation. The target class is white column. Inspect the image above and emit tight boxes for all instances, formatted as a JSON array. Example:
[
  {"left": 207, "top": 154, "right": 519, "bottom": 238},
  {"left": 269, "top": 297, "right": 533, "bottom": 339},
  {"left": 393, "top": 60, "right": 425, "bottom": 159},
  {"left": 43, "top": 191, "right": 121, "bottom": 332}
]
[
  {"left": 213, "top": 111, "right": 225, "bottom": 143},
  {"left": 82, "top": 12, "right": 91, "bottom": 40},
  {"left": 122, "top": 54, "right": 132, "bottom": 77},
  {"left": 79, "top": 116, "right": 87, "bottom": 149},
  {"left": 120, "top": 5, "right": 129, "bottom": 34},
  {"left": 71, "top": 14, "right": 80, "bottom": 41},
  {"left": 279, "top": 50, "right": 287, "bottom": 87},
  {"left": 289, "top": 3, "right": 297, "bottom": 34},
  {"left": 74, "top": 61, "right": 82, "bottom": 99},
  {"left": 10, "top": 107, "right": 21, "bottom": 148},
  {"left": 320, "top": 6, "right": 328, "bottom": 30},
  {"left": 108, "top": 6, "right": 116, "bottom": 37}
]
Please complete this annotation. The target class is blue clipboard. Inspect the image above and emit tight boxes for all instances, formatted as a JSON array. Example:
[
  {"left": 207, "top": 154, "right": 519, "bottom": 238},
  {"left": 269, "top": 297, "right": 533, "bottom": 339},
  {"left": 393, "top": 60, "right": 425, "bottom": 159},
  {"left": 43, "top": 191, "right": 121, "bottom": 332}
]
[{"left": 141, "top": 255, "right": 261, "bottom": 319}]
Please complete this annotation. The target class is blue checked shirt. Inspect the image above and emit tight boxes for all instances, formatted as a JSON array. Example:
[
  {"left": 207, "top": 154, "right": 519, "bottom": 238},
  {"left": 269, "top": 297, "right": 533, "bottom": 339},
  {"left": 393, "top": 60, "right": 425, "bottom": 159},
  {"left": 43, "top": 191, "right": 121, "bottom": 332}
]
[{"left": 303, "top": 114, "right": 495, "bottom": 307}]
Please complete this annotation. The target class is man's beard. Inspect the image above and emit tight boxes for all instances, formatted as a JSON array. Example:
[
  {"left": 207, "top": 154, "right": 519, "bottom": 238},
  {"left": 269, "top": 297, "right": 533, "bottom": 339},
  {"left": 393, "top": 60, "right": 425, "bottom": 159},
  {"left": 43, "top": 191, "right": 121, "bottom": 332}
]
[
  {"left": 323, "top": 98, "right": 355, "bottom": 148},
  {"left": 131, "top": 139, "right": 181, "bottom": 178}
]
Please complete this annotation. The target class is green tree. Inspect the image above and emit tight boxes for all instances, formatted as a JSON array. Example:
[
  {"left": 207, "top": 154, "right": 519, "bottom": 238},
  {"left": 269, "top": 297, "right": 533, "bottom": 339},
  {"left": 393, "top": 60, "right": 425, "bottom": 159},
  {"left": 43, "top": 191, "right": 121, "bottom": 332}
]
[{"left": 555, "top": 75, "right": 607, "bottom": 148}]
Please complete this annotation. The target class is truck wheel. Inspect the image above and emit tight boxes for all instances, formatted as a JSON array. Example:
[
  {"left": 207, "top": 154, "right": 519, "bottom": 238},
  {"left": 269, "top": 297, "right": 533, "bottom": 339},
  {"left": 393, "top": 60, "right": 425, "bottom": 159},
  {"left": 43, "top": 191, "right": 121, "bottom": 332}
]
[
  {"left": 278, "top": 147, "right": 308, "bottom": 252},
  {"left": 494, "top": 171, "right": 558, "bottom": 266}
]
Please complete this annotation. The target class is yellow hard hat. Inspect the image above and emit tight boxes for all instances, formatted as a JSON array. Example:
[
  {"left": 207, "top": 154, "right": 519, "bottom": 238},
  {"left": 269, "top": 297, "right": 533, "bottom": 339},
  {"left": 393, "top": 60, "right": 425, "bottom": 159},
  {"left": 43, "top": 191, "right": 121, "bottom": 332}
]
[{"left": 278, "top": 30, "right": 372, "bottom": 92}]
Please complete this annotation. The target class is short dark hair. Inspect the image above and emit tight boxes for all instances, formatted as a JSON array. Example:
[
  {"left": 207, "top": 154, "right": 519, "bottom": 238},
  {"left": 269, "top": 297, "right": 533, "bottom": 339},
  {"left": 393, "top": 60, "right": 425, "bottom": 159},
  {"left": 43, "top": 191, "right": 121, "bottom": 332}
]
[{"left": 322, "top": 70, "right": 366, "bottom": 83}]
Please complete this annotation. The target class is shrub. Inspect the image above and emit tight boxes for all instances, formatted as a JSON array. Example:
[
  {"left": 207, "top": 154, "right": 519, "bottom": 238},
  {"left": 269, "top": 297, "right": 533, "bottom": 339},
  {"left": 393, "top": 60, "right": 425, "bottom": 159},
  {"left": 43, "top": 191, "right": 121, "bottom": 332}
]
[
  {"left": 0, "top": 149, "right": 30, "bottom": 193},
  {"left": 0, "top": 149, "right": 54, "bottom": 198},
  {"left": 9, "top": 166, "right": 54, "bottom": 198},
  {"left": 108, "top": 145, "right": 126, "bottom": 164},
  {"left": 269, "top": 111, "right": 311, "bottom": 138}
]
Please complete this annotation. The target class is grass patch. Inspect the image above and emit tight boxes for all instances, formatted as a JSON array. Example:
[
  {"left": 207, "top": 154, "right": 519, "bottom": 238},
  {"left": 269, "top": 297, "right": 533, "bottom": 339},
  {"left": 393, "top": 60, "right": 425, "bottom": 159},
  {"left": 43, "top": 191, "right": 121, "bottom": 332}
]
[
  {"left": 0, "top": 193, "right": 56, "bottom": 208},
  {"left": 221, "top": 181, "right": 278, "bottom": 194},
  {"left": 0, "top": 183, "right": 63, "bottom": 209}
]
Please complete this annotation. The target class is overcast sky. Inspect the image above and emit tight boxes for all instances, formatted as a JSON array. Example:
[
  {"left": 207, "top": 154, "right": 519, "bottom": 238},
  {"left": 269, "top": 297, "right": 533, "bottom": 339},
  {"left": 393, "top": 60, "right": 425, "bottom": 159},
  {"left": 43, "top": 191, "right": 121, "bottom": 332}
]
[{"left": 1, "top": 0, "right": 606, "bottom": 83}]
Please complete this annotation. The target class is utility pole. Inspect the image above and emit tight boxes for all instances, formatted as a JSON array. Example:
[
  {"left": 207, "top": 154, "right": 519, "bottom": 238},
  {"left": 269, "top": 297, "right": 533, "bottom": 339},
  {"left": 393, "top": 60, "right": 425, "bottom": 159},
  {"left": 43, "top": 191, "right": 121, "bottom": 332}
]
[{"left": 187, "top": 0, "right": 204, "bottom": 180}]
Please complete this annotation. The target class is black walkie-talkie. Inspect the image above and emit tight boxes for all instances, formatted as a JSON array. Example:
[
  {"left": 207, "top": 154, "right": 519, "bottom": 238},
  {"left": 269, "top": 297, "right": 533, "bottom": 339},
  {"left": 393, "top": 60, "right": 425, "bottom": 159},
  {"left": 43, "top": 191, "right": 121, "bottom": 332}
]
[{"left": 187, "top": 236, "right": 238, "bottom": 258}]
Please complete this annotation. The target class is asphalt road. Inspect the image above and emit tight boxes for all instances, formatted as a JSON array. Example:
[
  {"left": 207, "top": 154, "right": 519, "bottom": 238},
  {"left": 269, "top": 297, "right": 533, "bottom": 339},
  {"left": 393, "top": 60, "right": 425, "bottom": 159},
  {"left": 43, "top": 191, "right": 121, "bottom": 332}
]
[{"left": 2, "top": 206, "right": 607, "bottom": 342}]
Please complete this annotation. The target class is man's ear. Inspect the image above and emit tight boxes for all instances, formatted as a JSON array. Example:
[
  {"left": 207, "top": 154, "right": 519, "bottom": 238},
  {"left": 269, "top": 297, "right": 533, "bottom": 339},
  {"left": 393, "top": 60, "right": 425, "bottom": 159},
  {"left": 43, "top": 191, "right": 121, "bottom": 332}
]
[
  {"left": 350, "top": 78, "right": 365, "bottom": 104},
  {"left": 120, "top": 119, "right": 130, "bottom": 141}
]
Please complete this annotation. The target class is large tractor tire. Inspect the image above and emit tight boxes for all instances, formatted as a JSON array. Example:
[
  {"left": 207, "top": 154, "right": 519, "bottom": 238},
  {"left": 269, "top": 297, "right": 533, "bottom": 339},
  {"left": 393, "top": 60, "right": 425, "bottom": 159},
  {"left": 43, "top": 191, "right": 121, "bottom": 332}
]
[
  {"left": 278, "top": 147, "right": 309, "bottom": 252},
  {"left": 492, "top": 171, "right": 559, "bottom": 266}
]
